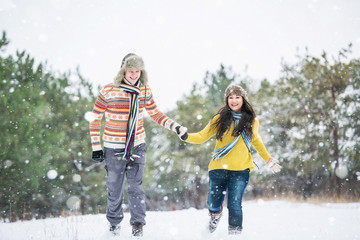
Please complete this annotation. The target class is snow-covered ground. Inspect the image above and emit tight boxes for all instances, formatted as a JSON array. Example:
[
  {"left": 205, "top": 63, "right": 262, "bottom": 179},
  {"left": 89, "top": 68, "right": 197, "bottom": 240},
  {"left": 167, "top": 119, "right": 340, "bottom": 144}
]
[{"left": 1, "top": 200, "right": 359, "bottom": 240}]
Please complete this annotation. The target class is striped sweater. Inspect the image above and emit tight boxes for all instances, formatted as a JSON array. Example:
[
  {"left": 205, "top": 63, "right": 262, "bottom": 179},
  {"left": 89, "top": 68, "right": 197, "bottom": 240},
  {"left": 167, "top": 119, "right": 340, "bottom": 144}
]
[{"left": 90, "top": 83, "right": 178, "bottom": 151}]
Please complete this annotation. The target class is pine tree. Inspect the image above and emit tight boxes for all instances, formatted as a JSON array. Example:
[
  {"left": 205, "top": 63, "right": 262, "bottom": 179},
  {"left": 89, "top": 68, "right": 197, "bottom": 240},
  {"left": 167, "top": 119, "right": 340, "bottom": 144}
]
[
  {"left": 0, "top": 31, "right": 106, "bottom": 220},
  {"left": 263, "top": 45, "right": 360, "bottom": 199}
]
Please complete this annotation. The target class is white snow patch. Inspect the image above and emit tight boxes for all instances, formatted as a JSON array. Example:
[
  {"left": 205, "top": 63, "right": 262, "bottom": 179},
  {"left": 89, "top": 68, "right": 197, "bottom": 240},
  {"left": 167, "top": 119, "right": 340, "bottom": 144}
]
[{"left": 0, "top": 201, "right": 359, "bottom": 240}]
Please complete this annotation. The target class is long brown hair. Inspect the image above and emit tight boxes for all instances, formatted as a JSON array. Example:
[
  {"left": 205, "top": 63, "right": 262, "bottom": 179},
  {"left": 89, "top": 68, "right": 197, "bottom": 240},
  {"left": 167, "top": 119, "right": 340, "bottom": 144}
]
[{"left": 211, "top": 96, "right": 256, "bottom": 141}]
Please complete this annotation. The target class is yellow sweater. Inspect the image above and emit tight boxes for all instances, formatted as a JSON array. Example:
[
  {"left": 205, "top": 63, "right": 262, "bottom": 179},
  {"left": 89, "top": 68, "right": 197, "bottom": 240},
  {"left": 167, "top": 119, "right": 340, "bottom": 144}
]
[{"left": 186, "top": 115, "right": 271, "bottom": 172}]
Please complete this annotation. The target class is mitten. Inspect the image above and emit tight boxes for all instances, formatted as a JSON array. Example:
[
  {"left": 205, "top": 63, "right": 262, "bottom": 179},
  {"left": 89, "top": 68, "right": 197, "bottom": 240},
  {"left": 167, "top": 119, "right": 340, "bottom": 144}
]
[
  {"left": 175, "top": 126, "right": 188, "bottom": 141},
  {"left": 266, "top": 158, "right": 281, "bottom": 173},
  {"left": 92, "top": 150, "right": 104, "bottom": 162}
]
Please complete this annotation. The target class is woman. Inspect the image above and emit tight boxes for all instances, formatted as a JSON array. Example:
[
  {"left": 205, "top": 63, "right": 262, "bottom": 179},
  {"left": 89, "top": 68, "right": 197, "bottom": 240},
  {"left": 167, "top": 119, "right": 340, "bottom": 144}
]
[{"left": 176, "top": 85, "right": 281, "bottom": 235}]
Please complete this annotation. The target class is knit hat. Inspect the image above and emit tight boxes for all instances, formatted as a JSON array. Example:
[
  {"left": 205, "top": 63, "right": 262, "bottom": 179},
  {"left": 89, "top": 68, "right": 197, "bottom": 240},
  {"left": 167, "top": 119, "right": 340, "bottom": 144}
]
[
  {"left": 114, "top": 53, "right": 148, "bottom": 86},
  {"left": 224, "top": 85, "right": 248, "bottom": 104}
]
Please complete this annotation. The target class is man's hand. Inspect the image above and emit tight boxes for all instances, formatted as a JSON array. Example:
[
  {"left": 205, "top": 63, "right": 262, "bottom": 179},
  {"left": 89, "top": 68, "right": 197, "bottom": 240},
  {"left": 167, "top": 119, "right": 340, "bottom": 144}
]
[
  {"left": 92, "top": 150, "right": 104, "bottom": 162},
  {"left": 175, "top": 126, "right": 188, "bottom": 141}
]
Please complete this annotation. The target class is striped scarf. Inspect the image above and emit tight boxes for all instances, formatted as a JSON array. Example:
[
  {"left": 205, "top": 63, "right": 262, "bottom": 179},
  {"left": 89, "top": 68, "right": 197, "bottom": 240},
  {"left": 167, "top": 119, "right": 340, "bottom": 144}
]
[
  {"left": 212, "top": 111, "right": 252, "bottom": 161},
  {"left": 116, "top": 79, "right": 141, "bottom": 161}
]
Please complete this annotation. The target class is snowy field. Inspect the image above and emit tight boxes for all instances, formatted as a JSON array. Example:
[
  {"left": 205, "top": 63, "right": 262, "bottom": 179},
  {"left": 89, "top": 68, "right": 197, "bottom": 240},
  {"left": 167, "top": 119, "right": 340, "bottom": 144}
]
[{"left": 1, "top": 200, "right": 359, "bottom": 240}]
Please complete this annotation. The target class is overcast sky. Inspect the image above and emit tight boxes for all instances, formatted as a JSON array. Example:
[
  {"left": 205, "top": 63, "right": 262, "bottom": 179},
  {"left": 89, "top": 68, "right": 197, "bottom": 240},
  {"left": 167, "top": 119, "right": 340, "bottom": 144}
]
[{"left": 1, "top": 0, "right": 360, "bottom": 110}]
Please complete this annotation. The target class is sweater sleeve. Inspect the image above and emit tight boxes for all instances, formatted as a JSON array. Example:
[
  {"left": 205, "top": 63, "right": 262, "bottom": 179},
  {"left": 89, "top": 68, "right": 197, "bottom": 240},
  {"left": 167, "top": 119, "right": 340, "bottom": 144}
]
[
  {"left": 185, "top": 116, "right": 218, "bottom": 144},
  {"left": 251, "top": 118, "right": 271, "bottom": 162},
  {"left": 89, "top": 87, "right": 109, "bottom": 151},
  {"left": 145, "top": 85, "right": 179, "bottom": 131}
]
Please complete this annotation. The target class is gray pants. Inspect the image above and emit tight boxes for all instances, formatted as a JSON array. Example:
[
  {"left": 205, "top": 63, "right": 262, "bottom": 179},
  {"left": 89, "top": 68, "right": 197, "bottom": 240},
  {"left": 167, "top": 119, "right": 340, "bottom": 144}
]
[{"left": 104, "top": 143, "right": 147, "bottom": 226}]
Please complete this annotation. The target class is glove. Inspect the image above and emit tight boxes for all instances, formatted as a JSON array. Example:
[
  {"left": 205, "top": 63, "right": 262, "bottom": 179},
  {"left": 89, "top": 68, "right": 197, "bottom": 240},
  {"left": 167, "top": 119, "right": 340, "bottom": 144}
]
[
  {"left": 266, "top": 158, "right": 281, "bottom": 173},
  {"left": 92, "top": 150, "right": 104, "bottom": 162},
  {"left": 175, "top": 126, "right": 188, "bottom": 141}
]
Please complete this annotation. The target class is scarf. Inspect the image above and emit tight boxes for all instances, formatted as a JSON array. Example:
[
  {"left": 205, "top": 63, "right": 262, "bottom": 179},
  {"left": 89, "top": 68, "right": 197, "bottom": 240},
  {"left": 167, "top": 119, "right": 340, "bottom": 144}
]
[
  {"left": 212, "top": 111, "right": 252, "bottom": 161},
  {"left": 116, "top": 79, "right": 141, "bottom": 161}
]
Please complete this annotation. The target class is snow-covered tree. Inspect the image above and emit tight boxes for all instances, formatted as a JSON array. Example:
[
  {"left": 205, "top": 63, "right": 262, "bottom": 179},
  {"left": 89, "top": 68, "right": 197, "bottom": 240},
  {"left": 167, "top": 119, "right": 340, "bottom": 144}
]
[{"left": 261, "top": 45, "right": 360, "bottom": 199}]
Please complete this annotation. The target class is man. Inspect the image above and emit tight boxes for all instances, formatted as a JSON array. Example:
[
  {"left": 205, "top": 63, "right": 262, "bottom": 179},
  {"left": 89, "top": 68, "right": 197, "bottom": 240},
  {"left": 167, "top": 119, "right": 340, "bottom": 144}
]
[{"left": 89, "top": 53, "right": 184, "bottom": 237}]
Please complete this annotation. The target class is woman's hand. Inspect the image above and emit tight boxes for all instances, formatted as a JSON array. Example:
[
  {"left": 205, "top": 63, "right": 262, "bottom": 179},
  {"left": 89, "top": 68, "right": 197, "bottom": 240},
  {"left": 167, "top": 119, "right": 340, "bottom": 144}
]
[{"left": 266, "top": 158, "right": 281, "bottom": 173}]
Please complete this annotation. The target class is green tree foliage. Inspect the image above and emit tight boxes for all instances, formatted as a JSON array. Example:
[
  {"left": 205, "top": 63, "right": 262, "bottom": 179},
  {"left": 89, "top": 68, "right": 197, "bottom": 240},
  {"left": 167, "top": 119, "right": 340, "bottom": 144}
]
[{"left": 0, "top": 32, "right": 106, "bottom": 221}]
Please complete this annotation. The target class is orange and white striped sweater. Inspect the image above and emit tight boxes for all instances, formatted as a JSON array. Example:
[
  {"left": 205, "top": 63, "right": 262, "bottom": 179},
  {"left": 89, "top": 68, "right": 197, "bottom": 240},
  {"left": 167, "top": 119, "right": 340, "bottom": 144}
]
[{"left": 89, "top": 83, "right": 179, "bottom": 151}]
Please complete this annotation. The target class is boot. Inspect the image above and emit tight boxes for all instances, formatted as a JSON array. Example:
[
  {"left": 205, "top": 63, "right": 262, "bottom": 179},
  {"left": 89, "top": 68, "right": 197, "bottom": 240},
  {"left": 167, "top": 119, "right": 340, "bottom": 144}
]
[
  {"left": 228, "top": 225, "right": 243, "bottom": 235},
  {"left": 132, "top": 223, "right": 143, "bottom": 238},
  {"left": 109, "top": 224, "right": 121, "bottom": 236},
  {"left": 208, "top": 208, "right": 223, "bottom": 233}
]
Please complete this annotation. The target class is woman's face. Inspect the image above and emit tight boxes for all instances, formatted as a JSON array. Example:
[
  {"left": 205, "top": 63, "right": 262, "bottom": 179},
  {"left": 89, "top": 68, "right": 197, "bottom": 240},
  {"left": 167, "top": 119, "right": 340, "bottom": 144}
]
[
  {"left": 125, "top": 69, "right": 141, "bottom": 84},
  {"left": 228, "top": 94, "right": 243, "bottom": 112}
]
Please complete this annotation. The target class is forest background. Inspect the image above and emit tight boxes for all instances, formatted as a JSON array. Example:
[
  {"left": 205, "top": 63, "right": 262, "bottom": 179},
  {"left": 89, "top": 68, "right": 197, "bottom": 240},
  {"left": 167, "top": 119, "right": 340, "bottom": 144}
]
[{"left": 0, "top": 31, "right": 359, "bottom": 222}]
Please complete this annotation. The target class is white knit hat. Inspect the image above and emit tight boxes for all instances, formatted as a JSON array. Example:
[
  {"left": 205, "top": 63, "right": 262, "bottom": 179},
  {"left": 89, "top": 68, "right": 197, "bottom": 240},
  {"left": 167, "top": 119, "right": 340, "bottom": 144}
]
[{"left": 224, "top": 85, "right": 248, "bottom": 104}]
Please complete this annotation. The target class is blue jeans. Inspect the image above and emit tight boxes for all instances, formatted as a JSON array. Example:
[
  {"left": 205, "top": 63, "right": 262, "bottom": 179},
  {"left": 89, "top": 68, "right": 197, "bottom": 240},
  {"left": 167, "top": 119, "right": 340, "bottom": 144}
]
[{"left": 208, "top": 169, "right": 250, "bottom": 227}]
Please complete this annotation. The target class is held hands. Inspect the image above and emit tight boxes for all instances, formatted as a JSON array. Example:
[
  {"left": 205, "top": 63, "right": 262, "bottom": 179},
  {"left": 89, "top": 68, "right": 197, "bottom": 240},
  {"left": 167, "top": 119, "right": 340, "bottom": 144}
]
[
  {"left": 175, "top": 126, "right": 188, "bottom": 141},
  {"left": 266, "top": 158, "right": 281, "bottom": 173},
  {"left": 92, "top": 150, "right": 104, "bottom": 162}
]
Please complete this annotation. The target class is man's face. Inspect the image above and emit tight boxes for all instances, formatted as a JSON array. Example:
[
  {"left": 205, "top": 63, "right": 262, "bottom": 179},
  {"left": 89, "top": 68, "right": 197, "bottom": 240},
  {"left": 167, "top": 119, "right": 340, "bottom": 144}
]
[{"left": 125, "top": 69, "right": 141, "bottom": 84}]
